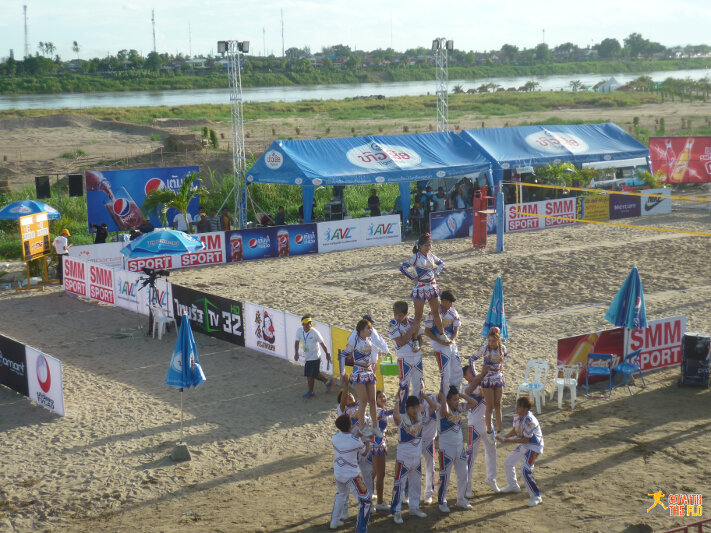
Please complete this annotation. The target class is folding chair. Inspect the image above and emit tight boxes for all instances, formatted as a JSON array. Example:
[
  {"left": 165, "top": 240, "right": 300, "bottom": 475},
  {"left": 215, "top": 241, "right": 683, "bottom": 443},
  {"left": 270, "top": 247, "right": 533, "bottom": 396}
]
[
  {"left": 151, "top": 304, "right": 177, "bottom": 340},
  {"left": 585, "top": 353, "right": 613, "bottom": 398},
  {"left": 516, "top": 360, "right": 549, "bottom": 414},
  {"left": 613, "top": 349, "right": 646, "bottom": 395},
  {"left": 551, "top": 363, "right": 582, "bottom": 409}
]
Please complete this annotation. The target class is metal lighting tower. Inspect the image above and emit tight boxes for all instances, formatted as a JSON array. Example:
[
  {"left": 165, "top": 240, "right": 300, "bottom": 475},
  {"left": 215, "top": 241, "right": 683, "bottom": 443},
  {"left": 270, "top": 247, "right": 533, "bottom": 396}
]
[
  {"left": 23, "top": 5, "right": 29, "bottom": 59},
  {"left": 152, "top": 10, "right": 157, "bottom": 53},
  {"left": 218, "top": 40, "right": 249, "bottom": 229},
  {"left": 432, "top": 37, "right": 453, "bottom": 132}
]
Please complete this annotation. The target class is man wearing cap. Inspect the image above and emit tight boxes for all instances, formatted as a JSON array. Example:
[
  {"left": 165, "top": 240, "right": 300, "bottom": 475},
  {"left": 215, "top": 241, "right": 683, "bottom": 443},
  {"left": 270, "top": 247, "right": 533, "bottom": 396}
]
[
  {"left": 424, "top": 290, "right": 463, "bottom": 390},
  {"left": 53, "top": 229, "right": 72, "bottom": 284},
  {"left": 295, "top": 315, "right": 333, "bottom": 399}
]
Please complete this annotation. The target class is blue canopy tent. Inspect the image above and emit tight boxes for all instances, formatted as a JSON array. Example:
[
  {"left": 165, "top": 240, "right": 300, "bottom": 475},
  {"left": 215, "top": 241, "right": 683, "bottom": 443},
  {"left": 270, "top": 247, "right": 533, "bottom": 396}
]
[
  {"left": 459, "top": 123, "right": 649, "bottom": 186},
  {"left": 246, "top": 132, "right": 492, "bottom": 228},
  {"left": 459, "top": 123, "right": 650, "bottom": 252}
]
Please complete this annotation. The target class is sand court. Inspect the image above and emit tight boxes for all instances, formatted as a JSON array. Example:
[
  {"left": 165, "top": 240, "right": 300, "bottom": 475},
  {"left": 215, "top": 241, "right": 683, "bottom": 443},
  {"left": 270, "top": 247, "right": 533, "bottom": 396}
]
[{"left": 1, "top": 210, "right": 710, "bottom": 532}]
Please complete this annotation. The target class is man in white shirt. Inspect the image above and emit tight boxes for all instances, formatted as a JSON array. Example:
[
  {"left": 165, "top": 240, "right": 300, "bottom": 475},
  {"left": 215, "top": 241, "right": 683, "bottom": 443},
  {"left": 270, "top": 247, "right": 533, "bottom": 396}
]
[
  {"left": 172, "top": 212, "right": 192, "bottom": 232},
  {"left": 294, "top": 315, "right": 333, "bottom": 398},
  {"left": 52, "top": 229, "right": 71, "bottom": 284}
]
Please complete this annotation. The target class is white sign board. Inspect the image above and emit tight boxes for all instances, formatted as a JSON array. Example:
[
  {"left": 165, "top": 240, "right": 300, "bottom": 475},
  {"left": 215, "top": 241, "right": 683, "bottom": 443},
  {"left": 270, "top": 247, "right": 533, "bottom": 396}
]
[
  {"left": 244, "top": 302, "right": 287, "bottom": 359},
  {"left": 505, "top": 197, "right": 577, "bottom": 233},
  {"left": 317, "top": 214, "right": 401, "bottom": 253},
  {"left": 25, "top": 346, "right": 64, "bottom": 416}
]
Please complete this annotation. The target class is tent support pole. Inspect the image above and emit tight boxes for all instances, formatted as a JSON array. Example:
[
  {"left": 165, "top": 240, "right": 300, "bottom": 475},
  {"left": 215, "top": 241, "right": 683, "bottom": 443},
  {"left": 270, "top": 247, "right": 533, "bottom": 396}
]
[{"left": 494, "top": 168, "right": 505, "bottom": 253}]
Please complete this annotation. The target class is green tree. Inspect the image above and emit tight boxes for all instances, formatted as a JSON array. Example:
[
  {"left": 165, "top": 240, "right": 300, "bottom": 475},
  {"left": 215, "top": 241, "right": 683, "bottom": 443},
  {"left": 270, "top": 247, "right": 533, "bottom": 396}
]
[
  {"left": 142, "top": 173, "right": 208, "bottom": 233},
  {"left": 452, "top": 84, "right": 464, "bottom": 94},
  {"left": 500, "top": 44, "right": 518, "bottom": 63},
  {"left": 144, "top": 51, "right": 163, "bottom": 72},
  {"left": 72, "top": 41, "right": 80, "bottom": 59},
  {"left": 596, "top": 38, "right": 621, "bottom": 59},
  {"left": 534, "top": 43, "right": 550, "bottom": 62},
  {"left": 624, "top": 33, "right": 650, "bottom": 58},
  {"left": 523, "top": 80, "right": 540, "bottom": 92},
  {"left": 569, "top": 80, "right": 583, "bottom": 92}
]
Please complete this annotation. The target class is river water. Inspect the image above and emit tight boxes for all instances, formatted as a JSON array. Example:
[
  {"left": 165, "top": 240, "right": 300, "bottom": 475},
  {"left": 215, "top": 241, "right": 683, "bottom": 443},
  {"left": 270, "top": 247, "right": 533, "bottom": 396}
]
[{"left": 0, "top": 67, "right": 708, "bottom": 111}]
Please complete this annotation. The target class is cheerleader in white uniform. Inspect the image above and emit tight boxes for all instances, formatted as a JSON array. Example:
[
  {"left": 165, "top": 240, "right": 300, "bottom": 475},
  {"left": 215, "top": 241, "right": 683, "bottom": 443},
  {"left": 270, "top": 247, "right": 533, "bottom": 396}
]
[
  {"left": 424, "top": 290, "right": 463, "bottom": 390},
  {"left": 470, "top": 327, "right": 507, "bottom": 445},
  {"left": 399, "top": 234, "right": 448, "bottom": 342},
  {"left": 436, "top": 385, "right": 478, "bottom": 512},
  {"left": 419, "top": 388, "right": 439, "bottom": 504},
  {"left": 372, "top": 390, "right": 393, "bottom": 511},
  {"left": 463, "top": 365, "right": 500, "bottom": 497},
  {"left": 342, "top": 319, "right": 380, "bottom": 438}
]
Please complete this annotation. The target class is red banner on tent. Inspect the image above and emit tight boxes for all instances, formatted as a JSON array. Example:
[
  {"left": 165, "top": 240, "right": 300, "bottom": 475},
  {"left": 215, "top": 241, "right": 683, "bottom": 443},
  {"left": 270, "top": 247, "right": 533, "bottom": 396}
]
[
  {"left": 557, "top": 328, "right": 625, "bottom": 384},
  {"left": 649, "top": 136, "right": 711, "bottom": 183}
]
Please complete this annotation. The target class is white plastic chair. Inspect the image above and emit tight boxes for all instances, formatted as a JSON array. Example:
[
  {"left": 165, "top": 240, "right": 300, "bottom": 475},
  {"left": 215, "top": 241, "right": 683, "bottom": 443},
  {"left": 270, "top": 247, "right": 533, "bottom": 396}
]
[
  {"left": 151, "top": 304, "right": 177, "bottom": 340},
  {"left": 516, "top": 360, "right": 549, "bottom": 414},
  {"left": 550, "top": 363, "right": 582, "bottom": 409}
]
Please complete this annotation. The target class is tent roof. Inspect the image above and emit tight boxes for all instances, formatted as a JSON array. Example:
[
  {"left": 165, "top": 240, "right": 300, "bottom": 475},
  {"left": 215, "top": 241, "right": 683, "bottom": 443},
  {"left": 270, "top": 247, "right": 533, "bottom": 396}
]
[
  {"left": 459, "top": 123, "right": 648, "bottom": 170},
  {"left": 246, "top": 131, "right": 491, "bottom": 186}
]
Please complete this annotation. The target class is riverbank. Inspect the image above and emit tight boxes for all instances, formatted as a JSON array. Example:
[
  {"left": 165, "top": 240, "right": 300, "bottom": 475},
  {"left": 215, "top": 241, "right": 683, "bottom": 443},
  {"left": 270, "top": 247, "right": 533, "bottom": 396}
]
[{"left": 1, "top": 58, "right": 710, "bottom": 96}]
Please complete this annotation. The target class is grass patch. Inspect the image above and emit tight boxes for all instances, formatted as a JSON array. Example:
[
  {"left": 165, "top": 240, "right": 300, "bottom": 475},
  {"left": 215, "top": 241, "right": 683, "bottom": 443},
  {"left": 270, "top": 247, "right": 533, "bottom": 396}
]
[{"left": 60, "top": 149, "right": 87, "bottom": 159}]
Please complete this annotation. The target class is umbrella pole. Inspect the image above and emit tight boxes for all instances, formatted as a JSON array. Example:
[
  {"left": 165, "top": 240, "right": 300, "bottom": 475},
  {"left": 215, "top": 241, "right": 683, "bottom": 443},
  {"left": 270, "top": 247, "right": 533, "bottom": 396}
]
[{"left": 179, "top": 387, "right": 184, "bottom": 442}]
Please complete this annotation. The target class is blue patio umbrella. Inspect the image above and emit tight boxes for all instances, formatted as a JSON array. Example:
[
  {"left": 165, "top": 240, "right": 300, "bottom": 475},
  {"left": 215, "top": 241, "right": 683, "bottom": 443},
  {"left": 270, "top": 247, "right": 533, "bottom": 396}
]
[
  {"left": 482, "top": 276, "right": 509, "bottom": 339},
  {"left": 604, "top": 266, "right": 647, "bottom": 330},
  {"left": 120, "top": 229, "right": 204, "bottom": 258},
  {"left": 0, "top": 200, "right": 61, "bottom": 220},
  {"left": 166, "top": 313, "right": 206, "bottom": 443}
]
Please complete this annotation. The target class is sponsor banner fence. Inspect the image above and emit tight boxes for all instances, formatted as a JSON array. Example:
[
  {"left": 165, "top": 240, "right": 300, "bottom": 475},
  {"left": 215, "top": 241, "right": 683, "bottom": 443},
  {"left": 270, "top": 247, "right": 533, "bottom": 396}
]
[
  {"left": 317, "top": 215, "right": 401, "bottom": 253},
  {"left": 0, "top": 334, "right": 29, "bottom": 397},
  {"left": 63, "top": 256, "right": 89, "bottom": 297},
  {"left": 284, "top": 312, "right": 333, "bottom": 374},
  {"left": 0, "top": 333, "right": 64, "bottom": 416},
  {"left": 225, "top": 224, "right": 318, "bottom": 262},
  {"left": 180, "top": 231, "right": 226, "bottom": 269},
  {"left": 576, "top": 195, "right": 610, "bottom": 222},
  {"left": 25, "top": 346, "right": 64, "bottom": 416},
  {"left": 88, "top": 263, "right": 115, "bottom": 305},
  {"left": 640, "top": 188, "right": 672, "bottom": 216},
  {"left": 650, "top": 136, "right": 711, "bottom": 184},
  {"left": 68, "top": 242, "right": 126, "bottom": 270},
  {"left": 609, "top": 194, "right": 641, "bottom": 220},
  {"left": 172, "top": 284, "right": 245, "bottom": 346},
  {"left": 244, "top": 302, "right": 287, "bottom": 358},
  {"left": 625, "top": 315, "right": 686, "bottom": 372},
  {"left": 505, "top": 197, "right": 577, "bottom": 233},
  {"left": 113, "top": 269, "right": 172, "bottom": 316},
  {"left": 430, "top": 209, "right": 496, "bottom": 241},
  {"left": 86, "top": 166, "right": 200, "bottom": 232}
]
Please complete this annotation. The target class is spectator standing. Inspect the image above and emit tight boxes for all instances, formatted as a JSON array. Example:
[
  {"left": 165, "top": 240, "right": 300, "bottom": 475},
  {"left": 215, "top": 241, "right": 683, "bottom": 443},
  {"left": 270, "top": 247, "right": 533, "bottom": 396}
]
[
  {"left": 435, "top": 187, "right": 447, "bottom": 211},
  {"left": 451, "top": 185, "right": 467, "bottom": 210},
  {"left": 367, "top": 189, "right": 381, "bottom": 217},
  {"left": 173, "top": 212, "right": 192, "bottom": 232},
  {"left": 275, "top": 206, "right": 286, "bottom": 226},
  {"left": 91, "top": 223, "right": 109, "bottom": 244},
  {"left": 206, "top": 208, "right": 221, "bottom": 232},
  {"left": 220, "top": 209, "right": 232, "bottom": 231},
  {"left": 195, "top": 211, "right": 210, "bottom": 233},
  {"left": 53, "top": 229, "right": 71, "bottom": 284}
]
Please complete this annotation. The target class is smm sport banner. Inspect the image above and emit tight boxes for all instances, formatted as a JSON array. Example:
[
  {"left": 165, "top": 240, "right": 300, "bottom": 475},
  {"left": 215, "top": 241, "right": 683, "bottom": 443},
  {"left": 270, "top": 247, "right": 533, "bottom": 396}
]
[
  {"left": 172, "top": 284, "right": 245, "bottom": 346},
  {"left": 649, "top": 137, "right": 711, "bottom": 184},
  {"left": 85, "top": 166, "right": 199, "bottom": 232},
  {"left": 125, "top": 231, "right": 225, "bottom": 272},
  {"left": 625, "top": 315, "right": 686, "bottom": 372},
  {"left": 505, "top": 197, "right": 576, "bottom": 233},
  {"left": 317, "top": 214, "right": 401, "bottom": 253}
]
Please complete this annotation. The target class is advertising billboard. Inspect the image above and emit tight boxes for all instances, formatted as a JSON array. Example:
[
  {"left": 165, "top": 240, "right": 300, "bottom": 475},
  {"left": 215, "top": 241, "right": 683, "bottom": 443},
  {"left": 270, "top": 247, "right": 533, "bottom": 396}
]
[
  {"left": 575, "top": 195, "right": 610, "bottom": 222},
  {"left": 19, "top": 212, "right": 51, "bottom": 261},
  {"left": 505, "top": 197, "right": 577, "bottom": 233},
  {"left": 625, "top": 315, "right": 686, "bottom": 372},
  {"left": 244, "top": 302, "right": 287, "bottom": 359},
  {"left": 172, "top": 284, "right": 245, "bottom": 346},
  {"left": 85, "top": 166, "right": 200, "bottom": 232},
  {"left": 650, "top": 137, "right": 711, "bottom": 184},
  {"left": 609, "top": 194, "right": 641, "bottom": 220},
  {"left": 25, "top": 346, "right": 65, "bottom": 416},
  {"left": 0, "top": 334, "right": 29, "bottom": 398},
  {"left": 430, "top": 209, "right": 496, "bottom": 240}
]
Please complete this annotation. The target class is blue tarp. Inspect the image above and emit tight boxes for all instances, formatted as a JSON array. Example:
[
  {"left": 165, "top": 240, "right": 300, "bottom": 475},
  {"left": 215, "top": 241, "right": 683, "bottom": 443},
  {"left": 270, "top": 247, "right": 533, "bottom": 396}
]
[
  {"left": 246, "top": 132, "right": 491, "bottom": 224},
  {"left": 460, "top": 123, "right": 649, "bottom": 184}
]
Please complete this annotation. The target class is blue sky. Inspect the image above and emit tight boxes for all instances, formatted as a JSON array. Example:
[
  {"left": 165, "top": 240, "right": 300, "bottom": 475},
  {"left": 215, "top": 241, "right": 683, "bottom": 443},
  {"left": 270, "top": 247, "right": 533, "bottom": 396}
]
[{"left": 1, "top": 0, "right": 711, "bottom": 60}]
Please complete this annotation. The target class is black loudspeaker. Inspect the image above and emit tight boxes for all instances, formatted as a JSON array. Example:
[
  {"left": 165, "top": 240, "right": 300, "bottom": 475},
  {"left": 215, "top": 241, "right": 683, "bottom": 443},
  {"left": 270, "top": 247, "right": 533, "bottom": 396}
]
[
  {"left": 68, "top": 174, "right": 84, "bottom": 197},
  {"left": 35, "top": 175, "right": 50, "bottom": 199},
  {"left": 680, "top": 333, "right": 710, "bottom": 387}
]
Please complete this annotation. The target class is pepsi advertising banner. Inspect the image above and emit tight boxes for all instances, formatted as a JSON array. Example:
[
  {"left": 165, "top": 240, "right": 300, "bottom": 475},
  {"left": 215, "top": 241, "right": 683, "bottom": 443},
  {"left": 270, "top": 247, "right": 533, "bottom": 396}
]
[
  {"left": 172, "top": 284, "right": 245, "bottom": 346},
  {"left": 281, "top": 223, "right": 318, "bottom": 256},
  {"left": 609, "top": 194, "right": 641, "bottom": 220},
  {"left": 225, "top": 227, "right": 277, "bottom": 262},
  {"left": 0, "top": 334, "right": 29, "bottom": 398},
  {"left": 85, "top": 166, "right": 200, "bottom": 232},
  {"left": 430, "top": 209, "right": 496, "bottom": 240}
]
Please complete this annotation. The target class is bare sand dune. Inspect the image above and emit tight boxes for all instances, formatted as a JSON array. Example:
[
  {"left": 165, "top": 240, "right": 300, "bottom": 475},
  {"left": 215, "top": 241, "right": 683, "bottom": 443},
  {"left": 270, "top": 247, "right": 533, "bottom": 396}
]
[{"left": 1, "top": 209, "right": 710, "bottom": 532}]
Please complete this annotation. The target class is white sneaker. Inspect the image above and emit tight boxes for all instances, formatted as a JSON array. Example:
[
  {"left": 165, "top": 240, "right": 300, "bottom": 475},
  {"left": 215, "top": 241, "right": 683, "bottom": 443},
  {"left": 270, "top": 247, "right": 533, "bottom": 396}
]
[
  {"left": 393, "top": 512, "right": 403, "bottom": 524},
  {"left": 402, "top": 497, "right": 409, "bottom": 505},
  {"left": 424, "top": 495, "right": 433, "bottom": 504},
  {"left": 438, "top": 503, "right": 450, "bottom": 513},
  {"left": 329, "top": 519, "right": 344, "bottom": 529},
  {"left": 373, "top": 426, "right": 383, "bottom": 439},
  {"left": 485, "top": 478, "right": 501, "bottom": 493},
  {"left": 410, "top": 508, "right": 427, "bottom": 518},
  {"left": 500, "top": 485, "right": 521, "bottom": 493},
  {"left": 456, "top": 499, "right": 472, "bottom": 510},
  {"left": 375, "top": 502, "right": 390, "bottom": 511},
  {"left": 465, "top": 491, "right": 473, "bottom": 499},
  {"left": 528, "top": 495, "right": 543, "bottom": 507}
]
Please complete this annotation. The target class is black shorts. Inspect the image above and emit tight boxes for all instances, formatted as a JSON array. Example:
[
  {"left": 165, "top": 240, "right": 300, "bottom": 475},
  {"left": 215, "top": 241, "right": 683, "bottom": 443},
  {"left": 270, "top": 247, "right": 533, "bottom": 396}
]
[{"left": 304, "top": 359, "right": 321, "bottom": 378}]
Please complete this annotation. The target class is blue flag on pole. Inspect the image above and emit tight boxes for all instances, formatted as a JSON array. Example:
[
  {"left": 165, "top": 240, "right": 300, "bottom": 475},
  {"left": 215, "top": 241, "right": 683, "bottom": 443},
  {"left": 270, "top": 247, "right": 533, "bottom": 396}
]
[{"left": 166, "top": 313, "right": 206, "bottom": 389}]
